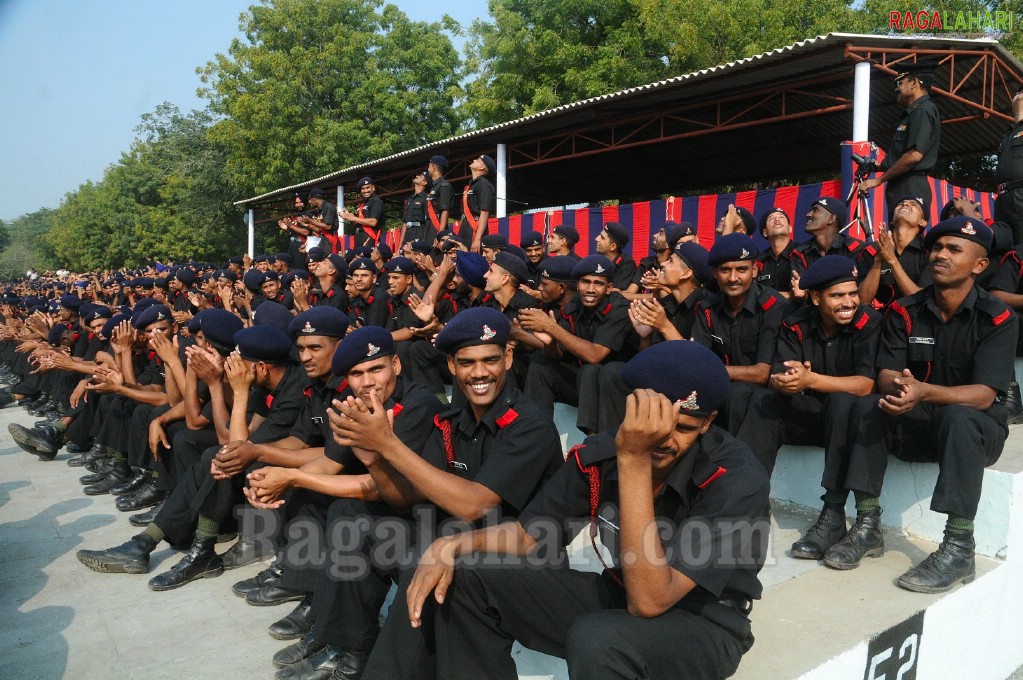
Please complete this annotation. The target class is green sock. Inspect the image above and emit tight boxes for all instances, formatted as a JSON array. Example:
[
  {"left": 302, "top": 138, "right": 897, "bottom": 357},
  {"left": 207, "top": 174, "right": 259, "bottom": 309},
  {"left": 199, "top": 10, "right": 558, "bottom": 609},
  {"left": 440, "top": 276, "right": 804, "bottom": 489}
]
[
  {"left": 946, "top": 515, "right": 974, "bottom": 534},
  {"left": 196, "top": 515, "right": 220, "bottom": 541},
  {"left": 53, "top": 421, "right": 68, "bottom": 433},
  {"left": 853, "top": 491, "right": 880, "bottom": 513},
  {"left": 823, "top": 490, "right": 848, "bottom": 508},
  {"left": 150, "top": 470, "right": 159, "bottom": 480},
  {"left": 142, "top": 523, "right": 165, "bottom": 543},
  {"left": 108, "top": 448, "right": 127, "bottom": 462}
]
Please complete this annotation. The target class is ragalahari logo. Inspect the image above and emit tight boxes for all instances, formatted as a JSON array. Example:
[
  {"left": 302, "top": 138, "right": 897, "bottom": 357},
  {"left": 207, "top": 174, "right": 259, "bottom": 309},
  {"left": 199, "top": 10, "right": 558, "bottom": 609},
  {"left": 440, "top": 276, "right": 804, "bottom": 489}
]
[{"left": 890, "top": 10, "right": 1014, "bottom": 33}]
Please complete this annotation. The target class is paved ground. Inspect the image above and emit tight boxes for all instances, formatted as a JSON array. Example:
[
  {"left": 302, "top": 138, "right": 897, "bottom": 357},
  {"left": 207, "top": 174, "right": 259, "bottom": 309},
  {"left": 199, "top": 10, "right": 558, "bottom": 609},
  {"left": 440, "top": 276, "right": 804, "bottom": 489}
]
[{"left": 1, "top": 400, "right": 1021, "bottom": 680}]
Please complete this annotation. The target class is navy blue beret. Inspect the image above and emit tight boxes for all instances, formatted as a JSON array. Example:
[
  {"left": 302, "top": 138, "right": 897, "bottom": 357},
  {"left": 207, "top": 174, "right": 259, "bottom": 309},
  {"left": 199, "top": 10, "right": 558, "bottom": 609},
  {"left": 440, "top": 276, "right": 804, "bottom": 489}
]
[
  {"left": 799, "top": 255, "right": 859, "bottom": 291},
  {"left": 82, "top": 305, "right": 113, "bottom": 324},
  {"left": 155, "top": 277, "right": 171, "bottom": 290},
  {"left": 674, "top": 242, "right": 713, "bottom": 284},
  {"left": 622, "top": 341, "right": 731, "bottom": 416},
  {"left": 251, "top": 300, "right": 293, "bottom": 335},
  {"left": 662, "top": 222, "right": 686, "bottom": 250},
  {"left": 893, "top": 195, "right": 926, "bottom": 215},
  {"left": 357, "top": 176, "right": 374, "bottom": 188},
  {"left": 435, "top": 307, "right": 511, "bottom": 355},
  {"left": 196, "top": 309, "right": 244, "bottom": 349},
  {"left": 732, "top": 206, "right": 756, "bottom": 234},
  {"left": 59, "top": 295, "right": 82, "bottom": 311},
  {"left": 923, "top": 216, "right": 993, "bottom": 252},
  {"left": 374, "top": 242, "right": 393, "bottom": 260},
  {"left": 539, "top": 256, "right": 576, "bottom": 283},
  {"left": 352, "top": 246, "right": 374, "bottom": 259},
  {"left": 309, "top": 188, "right": 326, "bottom": 199},
  {"left": 429, "top": 155, "right": 449, "bottom": 170},
  {"left": 289, "top": 307, "right": 351, "bottom": 340},
  {"left": 187, "top": 314, "right": 202, "bottom": 335},
  {"left": 812, "top": 196, "right": 847, "bottom": 222},
  {"left": 571, "top": 255, "right": 616, "bottom": 281},
  {"left": 441, "top": 239, "right": 465, "bottom": 253},
  {"left": 491, "top": 252, "right": 528, "bottom": 284},
  {"left": 332, "top": 326, "right": 395, "bottom": 376},
  {"left": 456, "top": 252, "right": 489, "bottom": 288},
  {"left": 554, "top": 225, "right": 579, "bottom": 245},
  {"left": 234, "top": 325, "right": 293, "bottom": 364},
  {"left": 132, "top": 303, "right": 172, "bottom": 330},
  {"left": 480, "top": 155, "right": 496, "bottom": 176},
  {"left": 253, "top": 254, "right": 269, "bottom": 264},
  {"left": 409, "top": 239, "right": 432, "bottom": 254},
  {"left": 602, "top": 222, "right": 630, "bottom": 248},
  {"left": 307, "top": 247, "right": 326, "bottom": 263},
  {"left": 138, "top": 277, "right": 155, "bottom": 290},
  {"left": 31, "top": 304, "right": 49, "bottom": 316},
  {"left": 324, "top": 254, "right": 348, "bottom": 279},
  {"left": 261, "top": 270, "right": 280, "bottom": 284},
  {"left": 758, "top": 207, "right": 791, "bottom": 234},
  {"left": 132, "top": 297, "right": 160, "bottom": 315},
  {"left": 349, "top": 257, "right": 377, "bottom": 274},
  {"left": 228, "top": 255, "right": 244, "bottom": 265},
  {"left": 288, "top": 268, "right": 311, "bottom": 281},
  {"left": 276, "top": 252, "right": 294, "bottom": 265},
  {"left": 481, "top": 234, "right": 508, "bottom": 250},
  {"left": 383, "top": 257, "right": 415, "bottom": 275},
  {"left": 101, "top": 313, "right": 130, "bottom": 340},
  {"left": 176, "top": 268, "right": 196, "bottom": 286},
  {"left": 243, "top": 268, "right": 264, "bottom": 293},
  {"left": 504, "top": 244, "right": 528, "bottom": 262},
  {"left": 707, "top": 233, "right": 758, "bottom": 266},
  {"left": 47, "top": 324, "right": 67, "bottom": 346},
  {"left": 520, "top": 231, "right": 544, "bottom": 248}
]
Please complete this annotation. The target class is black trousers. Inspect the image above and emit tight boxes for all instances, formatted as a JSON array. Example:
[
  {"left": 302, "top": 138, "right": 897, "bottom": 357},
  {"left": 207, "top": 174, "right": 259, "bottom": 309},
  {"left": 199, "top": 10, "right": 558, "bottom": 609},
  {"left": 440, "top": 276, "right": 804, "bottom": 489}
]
[
  {"left": 719, "top": 382, "right": 759, "bottom": 436},
  {"left": 412, "top": 565, "right": 752, "bottom": 680},
  {"left": 277, "top": 488, "right": 336, "bottom": 592},
  {"left": 735, "top": 388, "right": 858, "bottom": 479},
  {"left": 95, "top": 395, "right": 138, "bottom": 453},
  {"left": 844, "top": 399, "right": 1007, "bottom": 520},
  {"left": 154, "top": 444, "right": 243, "bottom": 544},
  {"left": 995, "top": 188, "right": 1023, "bottom": 245},
  {"left": 65, "top": 397, "right": 98, "bottom": 447},
  {"left": 126, "top": 404, "right": 158, "bottom": 469}
]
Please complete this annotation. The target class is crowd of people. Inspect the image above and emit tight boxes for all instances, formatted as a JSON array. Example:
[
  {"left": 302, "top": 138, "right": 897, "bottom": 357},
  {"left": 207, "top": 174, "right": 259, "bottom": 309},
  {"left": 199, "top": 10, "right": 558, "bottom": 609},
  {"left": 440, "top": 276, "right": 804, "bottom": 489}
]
[{"left": 1, "top": 68, "right": 1022, "bottom": 680}]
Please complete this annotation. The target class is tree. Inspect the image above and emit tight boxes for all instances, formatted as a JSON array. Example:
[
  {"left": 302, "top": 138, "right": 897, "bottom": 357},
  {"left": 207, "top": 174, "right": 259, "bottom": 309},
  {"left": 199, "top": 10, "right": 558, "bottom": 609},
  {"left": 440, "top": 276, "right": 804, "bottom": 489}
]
[
  {"left": 0, "top": 220, "right": 10, "bottom": 253},
  {"left": 197, "top": 0, "right": 463, "bottom": 195},
  {"left": 0, "top": 208, "right": 60, "bottom": 280}
]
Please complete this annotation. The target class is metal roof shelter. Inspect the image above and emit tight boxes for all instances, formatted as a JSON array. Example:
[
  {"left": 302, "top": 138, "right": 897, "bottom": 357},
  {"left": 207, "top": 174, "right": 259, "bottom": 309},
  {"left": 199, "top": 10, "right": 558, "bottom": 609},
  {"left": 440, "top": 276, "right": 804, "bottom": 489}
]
[{"left": 236, "top": 32, "right": 1023, "bottom": 251}]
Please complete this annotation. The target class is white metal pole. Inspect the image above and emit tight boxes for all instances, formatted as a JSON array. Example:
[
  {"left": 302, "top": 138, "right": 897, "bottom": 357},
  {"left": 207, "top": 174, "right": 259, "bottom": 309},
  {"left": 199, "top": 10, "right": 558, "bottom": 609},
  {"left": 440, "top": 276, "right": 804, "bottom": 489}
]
[
  {"left": 496, "top": 143, "right": 507, "bottom": 218},
  {"left": 247, "top": 208, "right": 255, "bottom": 257},
  {"left": 853, "top": 60, "right": 871, "bottom": 141}
]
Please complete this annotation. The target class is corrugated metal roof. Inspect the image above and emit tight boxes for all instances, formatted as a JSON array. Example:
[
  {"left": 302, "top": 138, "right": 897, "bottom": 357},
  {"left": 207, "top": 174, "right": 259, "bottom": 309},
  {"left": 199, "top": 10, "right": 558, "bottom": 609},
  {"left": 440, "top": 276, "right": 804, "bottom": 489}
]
[{"left": 236, "top": 32, "right": 1023, "bottom": 206}]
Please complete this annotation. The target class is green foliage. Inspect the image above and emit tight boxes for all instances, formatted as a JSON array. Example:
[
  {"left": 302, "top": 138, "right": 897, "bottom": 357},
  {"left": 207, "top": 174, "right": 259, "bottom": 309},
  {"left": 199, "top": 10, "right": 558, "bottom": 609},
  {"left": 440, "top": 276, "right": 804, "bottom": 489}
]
[
  {"left": 0, "top": 208, "right": 60, "bottom": 280},
  {"left": 197, "top": 0, "right": 462, "bottom": 194}
]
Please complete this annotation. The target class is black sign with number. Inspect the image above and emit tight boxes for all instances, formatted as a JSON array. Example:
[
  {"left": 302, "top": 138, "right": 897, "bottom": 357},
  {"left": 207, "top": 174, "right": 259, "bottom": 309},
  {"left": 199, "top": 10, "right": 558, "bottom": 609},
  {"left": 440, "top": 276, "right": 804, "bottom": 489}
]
[{"left": 863, "top": 610, "right": 925, "bottom": 680}]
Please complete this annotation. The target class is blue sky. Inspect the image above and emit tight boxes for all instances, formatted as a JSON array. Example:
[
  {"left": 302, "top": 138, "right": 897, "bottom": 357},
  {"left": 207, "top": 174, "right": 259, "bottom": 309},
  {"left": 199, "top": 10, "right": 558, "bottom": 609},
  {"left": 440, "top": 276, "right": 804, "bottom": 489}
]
[{"left": 0, "top": 0, "right": 482, "bottom": 222}]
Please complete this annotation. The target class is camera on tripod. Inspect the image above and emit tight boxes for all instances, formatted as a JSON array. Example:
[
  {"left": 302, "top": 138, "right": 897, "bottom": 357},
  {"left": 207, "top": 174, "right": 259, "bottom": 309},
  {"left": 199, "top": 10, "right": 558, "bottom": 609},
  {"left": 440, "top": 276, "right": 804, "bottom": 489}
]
[{"left": 851, "top": 152, "right": 880, "bottom": 180}]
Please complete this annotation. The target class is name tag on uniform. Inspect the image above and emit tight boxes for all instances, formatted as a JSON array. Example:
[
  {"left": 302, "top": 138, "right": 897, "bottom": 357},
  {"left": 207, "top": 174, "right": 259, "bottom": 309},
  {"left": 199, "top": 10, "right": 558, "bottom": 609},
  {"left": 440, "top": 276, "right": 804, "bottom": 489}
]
[
  {"left": 451, "top": 461, "right": 468, "bottom": 471},
  {"left": 711, "top": 335, "right": 724, "bottom": 345},
  {"left": 757, "top": 274, "right": 771, "bottom": 282},
  {"left": 311, "top": 416, "right": 324, "bottom": 424},
  {"left": 909, "top": 337, "right": 935, "bottom": 345}
]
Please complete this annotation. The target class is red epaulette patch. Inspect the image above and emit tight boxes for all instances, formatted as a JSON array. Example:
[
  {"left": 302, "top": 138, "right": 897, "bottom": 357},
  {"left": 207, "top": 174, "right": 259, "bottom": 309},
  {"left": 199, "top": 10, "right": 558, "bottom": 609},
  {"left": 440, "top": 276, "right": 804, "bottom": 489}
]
[
  {"left": 854, "top": 312, "right": 869, "bottom": 330},
  {"left": 889, "top": 300, "right": 913, "bottom": 335},
  {"left": 698, "top": 466, "right": 727, "bottom": 489},
  {"left": 88, "top": 332, "right": 94, "bottom": 341},
  {"left": 148, "top": 350, "right": 156, "bottom": 361},
  {"left": 760, "top": 295, "right": 777, "bottom": 311},
  {"left": 496, "top": 408, "right": 518, "bottom": 428},
  {"left": 782, "top": 319, "right": 803, "bottom": 343},
  {"left": 600, "top": 302, "right": 612, "bottom": 316},
  {"left": 336, "top": 379, "right": 348, "bottom": 393},
  {"left": 864, "top": 245, "right": 877, "bottom": 256},
  {"left": 303, "top": 387, "right": 313, "bottom": 398},
  {"left": 993, "top": 309, "right": 1011, "bottom": 326},
  {"left": 392, "top": 403, "right": 404, "bottom": 417},
  {"left": 846, "top": 241, "right": 860, "bottom": 252},
  {"left": 326, "top": 288, "right": 334, "bottom": 298},
  {"left": 266, "top": 394, "right": 274, "bottom": 409}
]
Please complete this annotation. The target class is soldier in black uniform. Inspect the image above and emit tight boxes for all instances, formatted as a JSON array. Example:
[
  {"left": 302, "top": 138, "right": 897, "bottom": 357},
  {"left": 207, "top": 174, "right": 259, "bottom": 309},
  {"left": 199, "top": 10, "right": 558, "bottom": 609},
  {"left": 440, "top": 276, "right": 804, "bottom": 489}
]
[
  {"left": 400, "top": 171, "right": 430, "bottom": 247},
  {"left": 425, "top": 155, "right": 454, "bottom": 234},
  {"left": 629, "top": 241, "right": 711, "bottom": 347},
  {"left": 341, "top": 177, "right": 385, "bottom": 249},
  {"left": 859, "top": 61, "right": 941, "bottom": 221},
  {"left": 404, "top": 340, "right": 770, "bottom": 680},
  {"left": 755, "top": 208, "right": 796, "bottom": 297},
  {"left": 994, "top": 82, "right": 1023, "bottom": 243},
  {"left": 692, "top": 233, "right": 789, "bottom": 433},
  {"left": 859, "top": 195, "right": 932, "bottom": 309},
  {"left": 520, "top": 230, "right": 546, "bottom": 292},
  {"left": 790, "top": 197, "right": 875, "bottom": 301},
  {"left": 735, "top": 256, "right": 882, "bottom": 558},
  {"left": 824, "top": 217, "right": 1017, "bottom": 594},
  {"left": 301, "top": 188, "right": 341, "bottom": 255},
  {"left": 594, "top": 222, "right": 638, "bottom": 293},
  {"left": 520, "top": 255, "right": 637, "bottom": 434},
  {"left": 280, "top": 192, "right": 312, "bottom": 271},
  {"left": 330, "top": 308, "right": 564, "bottom": 680},
  {"left": 381, "top": 256, "right": 427, "bottom": 372},
  {"left": 460, "top": 155, "right": 497, "bottom": 253},
  {"left": 345, "top": 258, "right": 388, "bottom": 330},
  {"left": 547, "top": 225, "right": 581, "bottom": 260}
]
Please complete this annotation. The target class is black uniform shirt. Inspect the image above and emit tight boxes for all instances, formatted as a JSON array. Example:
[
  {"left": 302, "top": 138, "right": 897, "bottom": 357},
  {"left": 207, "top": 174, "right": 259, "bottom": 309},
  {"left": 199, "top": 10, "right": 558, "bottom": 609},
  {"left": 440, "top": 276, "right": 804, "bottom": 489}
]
[
  {"left": 289, "top": 375, "right": 347, "bottom": 447},
  {"left": 317, "top": 200, "right": 340, "bottom": 237},
  {"left": 692, "top": 281, "right": 789, "bottom": 366},
  {"left": 325, "top": 376, "right": 443, "bottom": 472},
  {"left": 518, "top": 428, "right": 770, "bottom": 602},
  {"left": 481, "top": 288, "right": 541, "bottom": 321},
  {"left": 995, "top": 121, "right": 1023, "bottom": 185},
  {"left": 635, "top": 253, "right": 666, "bottom": 288},
  {"left": 880, "top": 286, "right": 1017, "bottom": 400},
  {"left": 872, "top": 236, "right": 933, "bottom": 309},
  {"left": 464, "top": 176, "right": 496, "bottom": 219},
  {"left": 422, "top": 381, "right": 563, "bottom": 517},
  {"left": 311, "top": 283, "right": 350, "bottom": 312},
  {"left": 885, "top": 93, "right": 941, "bottom": 173},
  {"left": 346, "top": 293, "right": 388, "bottom": 328},
  {"left": 654, "top": 288, "right": 707, "bottom": 343},
  {"left": 610, "top": 255, "right": 638, "bottom": 291},
  {"left": 790, "top": 234, "right": 876, "bottom": 277},
  {"left": 557, "top": 292, "right": 636, "bottom": 363},
  {"left": 426, "top": 177, "right": 454, "bottom": 220},
  {"left": 775, "top": 304, "right": 881, "bottom": 379},
  {"left": 756, "top": 241, "right": 796, "bottom": 293},
  {"left": 402, "top": 191, "right": 428, "bottom": 223},
  {"left": 385, "top": 289, "right": 426, "bottom": 333},
  {"left": 248, "top": 363, "right": 307, "bottom": 444}
]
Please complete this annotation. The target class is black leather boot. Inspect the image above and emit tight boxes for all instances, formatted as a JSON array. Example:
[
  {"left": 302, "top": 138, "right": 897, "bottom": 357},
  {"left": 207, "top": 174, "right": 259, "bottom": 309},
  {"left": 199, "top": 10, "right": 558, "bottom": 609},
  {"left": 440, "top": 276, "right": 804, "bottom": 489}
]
[
  {"left": 116, "top": 479, "right": 166, "bottom": 511},
  {"left": 274, "top": 645, "right": 344, "bottom": 680},
  {"left": 221, "top": 533, "right": 274, "bottom": 570},
  {"left": 791, "top": 502, "right": 847, "bottom": 560},
  {"left": 330, "top": 651, "right": 369, "bottom": 680},
  {"left": 8, "top": 423, "right": 61, "bottom": 460},
  {"left": 898, "top": 529, "right": 976, "bottom": 593},
  {"left": 148, "top": 536, "right": 224, "bottom": 591},
  {"left": 269, "top": 595, "right": 315, "bottom": 640},
  {"left": 110, "top": 469, "right": 148, "bottom": 495},
  {"left": 232, "top": 560, "right": 283, "bottom": 598},
  {"left": 129, "top": 503, "right": 163, "bottom": 527},
  {"left": 77, "top": 533, "right": 158, "bottom": 573},
  {"left": 1007, "top": 380, "right": 1023, "bottom": 425},
  {"left": 823, "top": 507, "right": 884, "bottom": 569},
  {"left": 79, "top": 462, "right": 114, "bottom": 484},
  {"left": 84, "top": 460, "right": 133, "bottom": 495}
]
